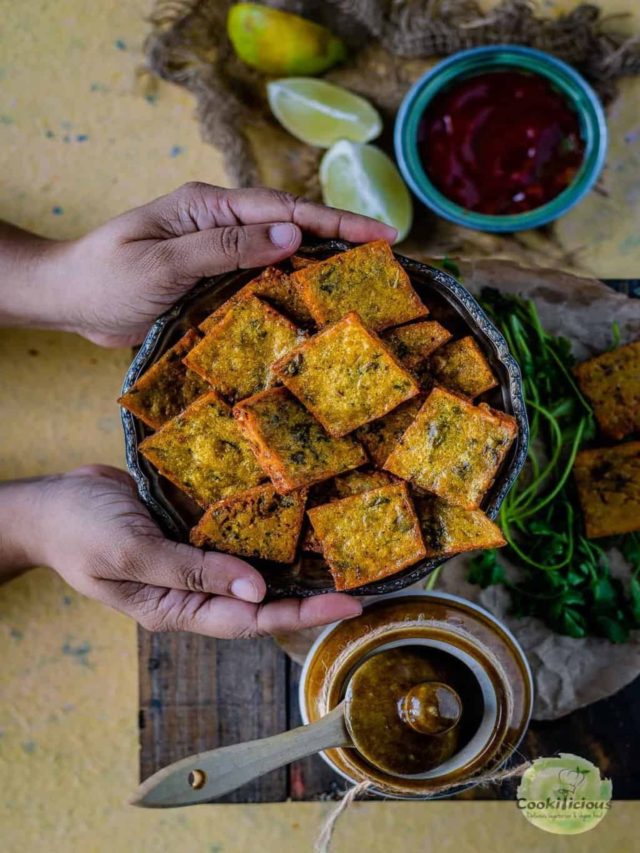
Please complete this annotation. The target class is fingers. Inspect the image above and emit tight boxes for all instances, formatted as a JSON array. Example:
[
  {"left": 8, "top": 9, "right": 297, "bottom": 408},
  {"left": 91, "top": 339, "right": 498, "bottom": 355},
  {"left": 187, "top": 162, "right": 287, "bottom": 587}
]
[
  {"left": 134, "top": 589, "right": 363, "bottom": 638},
  {"left": 221, "top": 187, "right": 398, "bottom": 245},
  {"left": 119, "top": 182, "right": 396, "bottom": 245},
  {"left": 109, "top": 539, "right": 267, "bottom": 603},
  {"left": 158, "top": 221, "right": 303, "bottom": 279}
]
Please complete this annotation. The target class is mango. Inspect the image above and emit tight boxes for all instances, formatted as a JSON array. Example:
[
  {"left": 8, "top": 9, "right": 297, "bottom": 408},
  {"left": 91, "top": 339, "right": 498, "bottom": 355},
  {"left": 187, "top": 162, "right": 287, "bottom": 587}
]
[{"left": 227, "top": 3, "right": 346, "bottom": 76}]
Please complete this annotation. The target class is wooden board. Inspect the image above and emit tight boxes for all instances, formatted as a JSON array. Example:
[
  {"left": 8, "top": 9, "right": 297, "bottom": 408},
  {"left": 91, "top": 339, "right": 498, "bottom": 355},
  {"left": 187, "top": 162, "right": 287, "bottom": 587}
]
[{"left": 138, "top": 628, "right": 640, "bottom": 801}]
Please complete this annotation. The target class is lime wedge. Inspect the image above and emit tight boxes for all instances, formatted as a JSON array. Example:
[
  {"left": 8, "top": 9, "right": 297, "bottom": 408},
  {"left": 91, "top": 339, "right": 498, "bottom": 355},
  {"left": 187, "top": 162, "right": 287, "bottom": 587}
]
[
  {"left": 267, "top": 78, "right": 382, "bottom": 148},
  {"left": 320, "top": 141, "right": 413, "bottom": 242}
]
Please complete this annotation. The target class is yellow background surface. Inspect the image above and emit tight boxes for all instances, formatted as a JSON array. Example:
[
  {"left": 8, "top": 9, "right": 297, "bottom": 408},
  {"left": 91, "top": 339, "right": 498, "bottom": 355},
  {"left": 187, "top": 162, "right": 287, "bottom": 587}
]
[{"left": 0, "top": 1, "right": 638, "bottom": 851}]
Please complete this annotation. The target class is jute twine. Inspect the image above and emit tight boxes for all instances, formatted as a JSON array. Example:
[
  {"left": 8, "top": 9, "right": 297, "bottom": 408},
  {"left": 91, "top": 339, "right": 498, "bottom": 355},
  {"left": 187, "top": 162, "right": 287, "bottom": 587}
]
[
  {"left": 144, "top": 0, "right": 640, "bottom": 189},
  {"left": 314, "top": 761, "right": 532, "bottom": 853}
]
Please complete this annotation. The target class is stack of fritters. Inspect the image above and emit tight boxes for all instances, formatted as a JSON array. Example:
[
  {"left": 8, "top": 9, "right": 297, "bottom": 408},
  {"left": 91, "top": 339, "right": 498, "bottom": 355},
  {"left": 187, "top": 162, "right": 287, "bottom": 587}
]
[{"left": 120, "top": 241, "right": 516, "bottom": 589}]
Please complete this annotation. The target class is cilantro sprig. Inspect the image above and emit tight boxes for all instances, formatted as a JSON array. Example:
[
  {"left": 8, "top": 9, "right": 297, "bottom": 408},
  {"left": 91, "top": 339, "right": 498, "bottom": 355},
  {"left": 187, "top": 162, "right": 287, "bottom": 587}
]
[{"left": 468, "top": 289, "right": 640, "bottom": 642}]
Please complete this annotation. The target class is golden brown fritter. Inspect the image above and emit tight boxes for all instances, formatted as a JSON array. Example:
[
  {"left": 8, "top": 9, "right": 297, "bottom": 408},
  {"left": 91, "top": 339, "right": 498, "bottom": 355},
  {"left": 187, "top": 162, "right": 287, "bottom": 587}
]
[
  {"left": 356, "top": 396, "right": 424, "bottom": 467},
  {"left": 199, "top": 266, "right": 313, "bottom": 329},
  {"left": 118, "top": 330, "right": 209, "bottom": 430},
  {"left": 272, "top": 312, "right": 420, "bottom": 437},
  {"left": 574, "top": 341, "right": 640, "bottom": 440},
  {"left": 429, "top": 336, "right": 498, "bottom": 399},
  {"left": 190, "top": 484, "right": 307, "bottom": 563},
  {"left": 139, "top": 391, "right": 265, "bottom": 508},
  {"left": 233, "top": 387, "right": 366, "bottom": 493},
  {"left": 291, "top": 240, "right": 428, "bottom": 330},
  {"left": 307, "top": 483, "right": 426, "bottom": 590},
  {"left": 384, "top": 386, "right": 517, "bottom": 509},
  {"left": 414, "top": 494, "right": 505, "bottom": 557},
  {"left": 573, "top": 442, "right": 640, "bottom": 538},
  {"left": 333, "top": 468, "right": 398, "bottom": 498},
  {"left": 185, "top": 295, "right": 305, "bottom": 402},
  {"left": 382, "top": 321, "right": 452, "bottom": 373}
]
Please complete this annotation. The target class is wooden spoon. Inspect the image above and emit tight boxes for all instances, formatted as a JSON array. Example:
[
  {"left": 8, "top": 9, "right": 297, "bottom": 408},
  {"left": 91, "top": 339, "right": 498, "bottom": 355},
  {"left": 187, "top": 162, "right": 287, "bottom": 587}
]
[
  {"left": 131, "top": 680, "right": 462, "bottom": 807},
  {"left": 131, "top": 703, "right": 350, "bottom": 808}
]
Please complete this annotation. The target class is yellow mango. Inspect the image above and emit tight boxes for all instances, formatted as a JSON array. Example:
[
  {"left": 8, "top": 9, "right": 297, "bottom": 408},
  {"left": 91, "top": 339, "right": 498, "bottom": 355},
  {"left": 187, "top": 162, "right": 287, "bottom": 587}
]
[{"left": 227, "top": 3, "right": 346, "bottom": 76}]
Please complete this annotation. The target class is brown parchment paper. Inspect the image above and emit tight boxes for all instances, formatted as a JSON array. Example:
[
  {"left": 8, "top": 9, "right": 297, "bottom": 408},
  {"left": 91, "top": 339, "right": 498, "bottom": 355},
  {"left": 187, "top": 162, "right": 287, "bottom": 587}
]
[{"left": 278, "top": 259, "right": 640, "bottom": 721}]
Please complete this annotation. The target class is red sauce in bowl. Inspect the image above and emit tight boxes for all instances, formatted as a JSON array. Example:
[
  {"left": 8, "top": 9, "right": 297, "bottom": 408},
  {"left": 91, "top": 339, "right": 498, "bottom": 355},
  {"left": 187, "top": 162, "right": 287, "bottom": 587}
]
[{"left": 418, "top": 70, "right": 585, "bottom": 215}]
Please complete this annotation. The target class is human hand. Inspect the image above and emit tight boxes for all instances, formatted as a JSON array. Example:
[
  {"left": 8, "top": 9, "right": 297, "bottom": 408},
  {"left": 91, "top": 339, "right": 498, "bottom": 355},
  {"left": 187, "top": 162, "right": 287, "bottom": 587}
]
[
  {"left": 12, "top": 183, "right": 395, "bottom": 347},
  {"left": 2, "top": 466, "right": 362, "bottom": 638}
]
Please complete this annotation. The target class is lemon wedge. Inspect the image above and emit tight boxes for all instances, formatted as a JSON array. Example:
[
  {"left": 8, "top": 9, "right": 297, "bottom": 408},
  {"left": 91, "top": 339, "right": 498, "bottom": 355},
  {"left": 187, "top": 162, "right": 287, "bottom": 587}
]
[
  {"left": 267, "top": 78, "right": 382, "bottom": 148},
  {"left": 320, "top": 141, "right": 413, "bottom": 242}
]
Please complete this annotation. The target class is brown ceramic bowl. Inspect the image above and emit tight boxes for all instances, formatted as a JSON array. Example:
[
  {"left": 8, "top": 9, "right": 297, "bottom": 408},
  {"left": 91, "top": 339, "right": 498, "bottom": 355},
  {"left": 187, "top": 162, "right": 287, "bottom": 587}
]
[
  {"left": 299, "top": 591, "right": 534, "bottom": 798},
  {"left": 120, "top": 241, "right": 528, "bottom": 598}
]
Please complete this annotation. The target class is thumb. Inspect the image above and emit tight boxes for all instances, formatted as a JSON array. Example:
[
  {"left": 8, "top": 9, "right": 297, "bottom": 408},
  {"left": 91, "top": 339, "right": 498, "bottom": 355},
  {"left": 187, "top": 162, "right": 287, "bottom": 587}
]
[
  {"left": 160, "top": 222, "right": 302, "bottom": 280},
  {"left": 123, "top": 538, "right": 267, "bottom": 603}
]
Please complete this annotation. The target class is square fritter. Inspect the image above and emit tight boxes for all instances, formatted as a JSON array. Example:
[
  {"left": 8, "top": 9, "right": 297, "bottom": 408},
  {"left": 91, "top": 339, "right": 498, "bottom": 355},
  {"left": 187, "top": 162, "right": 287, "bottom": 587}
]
[
  {"left": 574, "top": 341, "right": 640, "bottom": 440},
  {"left": 139, "top": 391, "right": 265, "bottom": 508},
  {"left": 356, "top": 396, "right": 424, "bottom": 467},
  {"left": 272, "top": 312, "right": 420, "bottom": 437},
  {"left": 384, "top": 386, "right": 517, "bottom": 509},
  {"left": 573, "top": 442, "right": 640, "bottom": 538},
  {"left": 429, "top": 336, "right": 498, "bottom": 399},
  {"left": 292, "top": 240, "right": 428, "bottom": 331},
  {"left": 382, "top": 321, "right": 452, "bottom": 373},
  {"left": 190, "top": 484, "right": 307, "bottom": 563},
  {"left": 200, "top": 266, "right": 313, "bottom": 329},
  {"left": 185, "top": 295, "right": 305, "bottom": 403},
  {"left": 415, "top": 494, "right": 505, "bottom": 557},
  {"left": 118, "top": 330, "right": 209, "bottom": 430},
  {"left": 307, "top": 483, "right": 426, "bottom": 590},
  {"left": 333, "top": 468, "right": 398, "bottom": 498},
  {"left": 233, "top": 387, "right": 366, "bottom": 493}
]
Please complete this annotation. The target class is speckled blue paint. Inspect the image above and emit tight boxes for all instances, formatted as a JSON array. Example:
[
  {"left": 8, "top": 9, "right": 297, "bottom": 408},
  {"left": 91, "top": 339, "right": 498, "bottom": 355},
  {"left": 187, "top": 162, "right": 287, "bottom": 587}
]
[
  {"left": 145, "top": 93, "right": 158, "bottom": 105},
  {"left": 76, "top": 134, "right": 89, "bottom": 142},
  {"left": 52, "top": 206, "right": 64, "bottom": 216},
  {"left": 62, "top": 639, "right": 92, "bottom": 666},
  {"left": 115, "top": 38, "right": 127, "bottom": 51},
  {"left": 62, "top": 594, "right": 73, "bottom": 606},
  {"left": 170, "top": 145, "right": 184, "bottom": 157}
]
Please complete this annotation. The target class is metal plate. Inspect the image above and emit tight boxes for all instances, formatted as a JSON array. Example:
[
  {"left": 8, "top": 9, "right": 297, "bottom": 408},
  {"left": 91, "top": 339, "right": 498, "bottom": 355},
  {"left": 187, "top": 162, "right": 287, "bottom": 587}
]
[{"left": 121, "top": 240, "right": 529, "bottom": 598}]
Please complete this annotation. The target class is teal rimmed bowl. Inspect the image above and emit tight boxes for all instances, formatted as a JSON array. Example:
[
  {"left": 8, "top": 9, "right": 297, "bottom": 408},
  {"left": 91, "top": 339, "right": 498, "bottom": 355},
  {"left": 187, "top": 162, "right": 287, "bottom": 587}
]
[{"left": 394, "top": 45, "right": 608, "bottom": 232}]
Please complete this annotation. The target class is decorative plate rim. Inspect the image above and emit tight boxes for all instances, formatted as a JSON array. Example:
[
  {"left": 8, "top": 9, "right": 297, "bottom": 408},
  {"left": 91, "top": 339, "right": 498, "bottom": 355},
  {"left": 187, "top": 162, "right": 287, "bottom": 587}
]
[{"left": 120, "top": 241, "right": 529, "bottom": 598}]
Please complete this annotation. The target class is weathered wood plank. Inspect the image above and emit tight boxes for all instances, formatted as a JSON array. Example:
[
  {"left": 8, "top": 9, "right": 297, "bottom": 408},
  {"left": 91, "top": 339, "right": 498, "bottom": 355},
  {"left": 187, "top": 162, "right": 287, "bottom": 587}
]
[{"left": 138, "top": 628, "right": 288, "bottom": 802}]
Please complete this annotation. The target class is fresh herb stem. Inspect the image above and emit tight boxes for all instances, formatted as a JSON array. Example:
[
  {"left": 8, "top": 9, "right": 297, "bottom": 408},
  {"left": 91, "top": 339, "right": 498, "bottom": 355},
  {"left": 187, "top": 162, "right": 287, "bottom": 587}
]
[{"left": 468, "top": 289, "right": 638, "bottom": 642}]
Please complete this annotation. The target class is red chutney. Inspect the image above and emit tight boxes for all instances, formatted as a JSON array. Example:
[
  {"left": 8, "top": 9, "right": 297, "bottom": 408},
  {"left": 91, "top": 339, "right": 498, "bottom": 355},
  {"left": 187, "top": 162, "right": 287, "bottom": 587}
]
[{"left": 418, "top": 70, "right": 585, "bottom": 215}]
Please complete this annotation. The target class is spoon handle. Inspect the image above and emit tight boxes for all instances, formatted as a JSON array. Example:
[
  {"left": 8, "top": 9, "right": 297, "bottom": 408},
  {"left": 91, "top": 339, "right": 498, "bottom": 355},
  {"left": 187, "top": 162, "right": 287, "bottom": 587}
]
[{"left": 131, "top": 704, "right": 349, "bottom": 808}]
